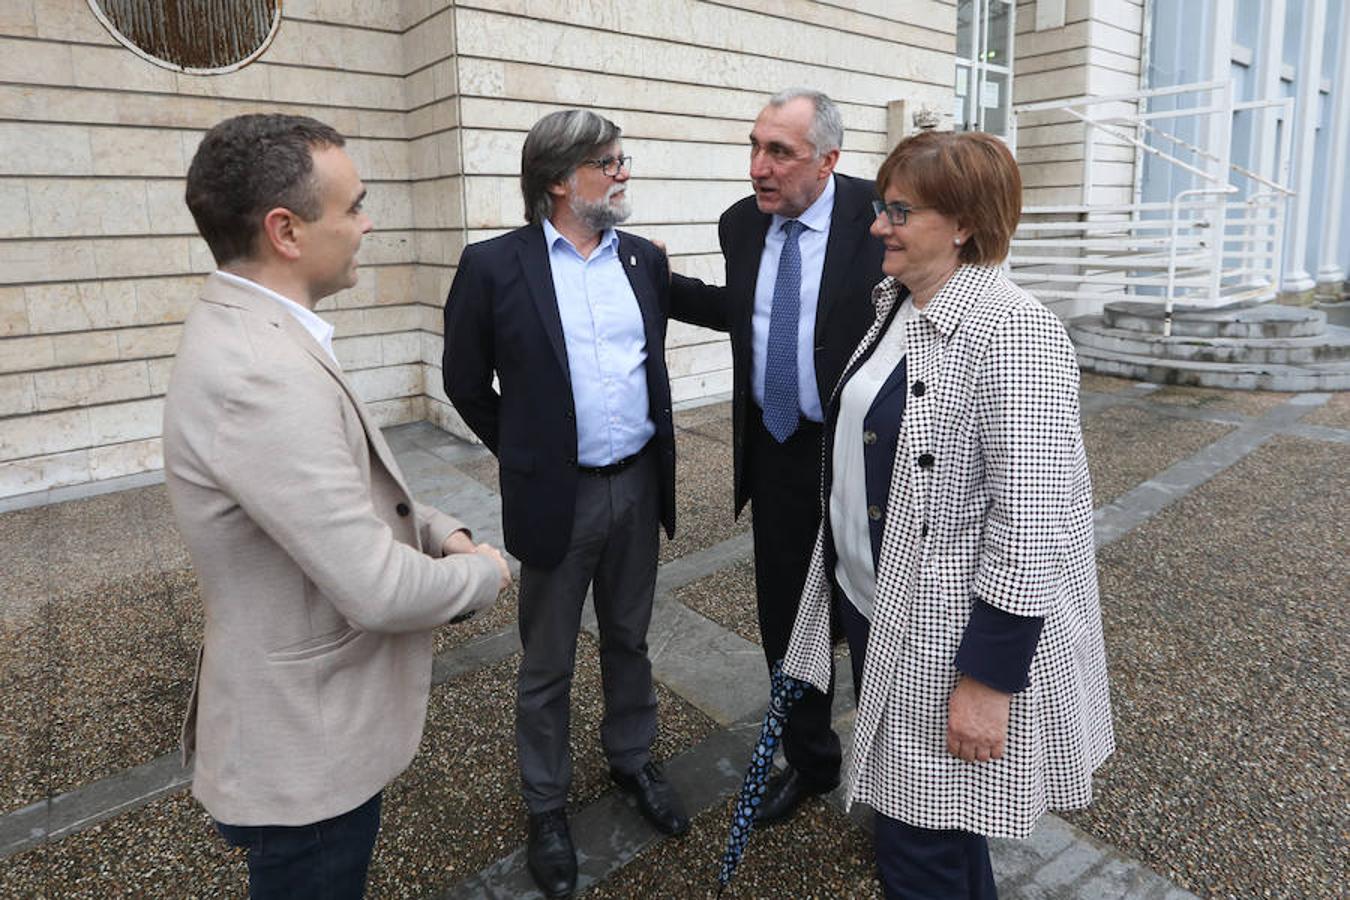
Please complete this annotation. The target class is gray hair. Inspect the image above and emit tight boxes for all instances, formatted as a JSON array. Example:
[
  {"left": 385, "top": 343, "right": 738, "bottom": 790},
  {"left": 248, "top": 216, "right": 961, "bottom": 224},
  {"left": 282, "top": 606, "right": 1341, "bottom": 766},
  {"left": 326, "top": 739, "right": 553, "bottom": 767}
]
[
  {"left": 520, "top": 109, "right": 622, "bottom": 225},
  {"left": 767, "top": 87, "right": 844, "bottom": 158}
]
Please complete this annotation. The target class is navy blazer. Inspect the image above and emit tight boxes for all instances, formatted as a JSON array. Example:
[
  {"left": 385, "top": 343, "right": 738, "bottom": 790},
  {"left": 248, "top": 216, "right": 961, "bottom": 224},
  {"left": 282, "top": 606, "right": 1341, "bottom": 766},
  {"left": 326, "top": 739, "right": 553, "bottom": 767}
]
[
  {"left": 442, "top": 224, "right": 677, "bottom": 569},
  {"left": 669, "top": 172, "right": 885, "bottom": 515}
]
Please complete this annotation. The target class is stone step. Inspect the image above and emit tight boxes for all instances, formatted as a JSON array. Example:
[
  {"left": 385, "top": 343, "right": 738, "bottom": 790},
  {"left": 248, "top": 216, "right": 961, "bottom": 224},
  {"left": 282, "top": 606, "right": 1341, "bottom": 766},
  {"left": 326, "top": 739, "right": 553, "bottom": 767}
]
[
  {"left": 1074, "top": 344, "right": 1350, "bottom": 391},
  {"left": 1101, "top": 300, "right": 1327, "bottom": 339},
  {"left": 1068, "top": 320, "right": 1350, "bottom": 365}
]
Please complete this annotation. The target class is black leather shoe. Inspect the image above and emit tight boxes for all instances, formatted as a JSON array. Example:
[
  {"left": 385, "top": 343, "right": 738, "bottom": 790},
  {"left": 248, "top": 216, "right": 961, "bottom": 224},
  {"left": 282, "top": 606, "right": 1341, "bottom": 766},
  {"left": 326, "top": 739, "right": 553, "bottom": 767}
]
[
  {"left": 753, "top": 766, "right": 839, "bottom": 826},
  {"left": 526, "top": 809, "right": 577, "bottom": 898},
  {"left": 610, "top": 761, "right": 691, "bottom": 835}
]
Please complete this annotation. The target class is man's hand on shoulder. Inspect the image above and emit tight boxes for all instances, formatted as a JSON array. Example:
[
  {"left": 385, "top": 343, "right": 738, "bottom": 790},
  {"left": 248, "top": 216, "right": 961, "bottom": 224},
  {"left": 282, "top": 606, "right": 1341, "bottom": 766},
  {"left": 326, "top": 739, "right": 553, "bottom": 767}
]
[{"left": 651, "top": 239, "right": 672, "bottom": 283}]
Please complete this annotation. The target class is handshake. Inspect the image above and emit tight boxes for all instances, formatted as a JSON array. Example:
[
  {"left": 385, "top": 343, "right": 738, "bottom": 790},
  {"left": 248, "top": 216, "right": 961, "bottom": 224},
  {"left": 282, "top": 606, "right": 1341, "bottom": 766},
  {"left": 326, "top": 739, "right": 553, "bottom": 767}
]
[{"left": 442, "top": 528, "right": 512, "bottom": 623}]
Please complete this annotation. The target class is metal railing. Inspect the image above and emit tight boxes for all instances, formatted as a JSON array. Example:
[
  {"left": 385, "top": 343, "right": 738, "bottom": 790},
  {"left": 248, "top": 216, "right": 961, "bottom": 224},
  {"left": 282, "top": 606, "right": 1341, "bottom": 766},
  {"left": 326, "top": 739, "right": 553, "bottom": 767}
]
[{"left": 1009, "top": 80, "right": 1295, "bottom": 332}]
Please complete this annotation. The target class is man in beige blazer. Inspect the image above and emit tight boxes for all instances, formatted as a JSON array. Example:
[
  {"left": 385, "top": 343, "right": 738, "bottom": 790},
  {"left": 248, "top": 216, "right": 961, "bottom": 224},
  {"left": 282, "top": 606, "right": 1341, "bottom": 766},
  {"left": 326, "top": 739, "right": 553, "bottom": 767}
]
[{"left": 163, "top": 113, "right": 509, "bottom": 899}]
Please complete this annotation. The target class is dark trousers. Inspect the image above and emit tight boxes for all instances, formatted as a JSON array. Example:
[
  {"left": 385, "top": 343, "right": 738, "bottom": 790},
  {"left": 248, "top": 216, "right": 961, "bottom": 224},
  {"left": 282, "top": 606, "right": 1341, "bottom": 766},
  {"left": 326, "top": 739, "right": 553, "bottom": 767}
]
[
  {"left": 747, "top": 410, "right": 840, "bottom": 788},
  {"left": 515, "top": 450, "right": 660, "bottom": 813},
  {"left": 214, "top": 792, "right": 381, "bottom": 900},
  {"left": 839, "top": 600, "right": 998, "bottom": 900}
]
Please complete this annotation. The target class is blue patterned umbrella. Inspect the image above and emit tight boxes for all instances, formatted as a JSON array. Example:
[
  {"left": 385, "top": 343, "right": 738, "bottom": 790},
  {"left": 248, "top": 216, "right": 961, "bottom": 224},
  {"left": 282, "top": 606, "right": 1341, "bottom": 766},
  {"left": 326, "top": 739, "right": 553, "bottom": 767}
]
[{"left": 716, "top": 661, "right": 808, "bottom": 894}]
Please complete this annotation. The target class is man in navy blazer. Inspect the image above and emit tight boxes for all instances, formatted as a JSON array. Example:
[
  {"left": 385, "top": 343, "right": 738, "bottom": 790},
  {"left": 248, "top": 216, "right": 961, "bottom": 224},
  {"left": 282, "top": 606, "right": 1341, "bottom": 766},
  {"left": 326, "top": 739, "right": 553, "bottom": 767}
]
[
  {"left": 442, "top": 110, "right": 687, "bottom": 899},
  {"left": 670, "top": 88, "right": 885, "bottom": 825}
]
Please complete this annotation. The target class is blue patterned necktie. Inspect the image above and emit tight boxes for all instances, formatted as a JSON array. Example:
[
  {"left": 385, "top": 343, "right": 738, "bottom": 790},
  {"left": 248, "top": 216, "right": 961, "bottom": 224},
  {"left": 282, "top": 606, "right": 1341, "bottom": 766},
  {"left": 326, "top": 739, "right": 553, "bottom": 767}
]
[{"left": 762, "top": 219, "right": 805, "bottom": 443}]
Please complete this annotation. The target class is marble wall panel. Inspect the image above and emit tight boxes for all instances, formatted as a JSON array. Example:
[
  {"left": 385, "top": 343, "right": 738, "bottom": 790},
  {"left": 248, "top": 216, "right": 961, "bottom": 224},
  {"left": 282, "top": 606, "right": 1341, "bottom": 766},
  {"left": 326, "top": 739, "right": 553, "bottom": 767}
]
[
  {"left": 0, "top": 373, "right": 37, "bottom": 416},
  {"left": 0, "top": 448, "right": 90, "bottom": 498},
  {"left": 0, "top": 406, "right": 91, "bottom": 459},
  {"left": 87, "top": 398, "right": 163, "bottom": 445},
  {"left": 34, "top": 360, "right": 150, "bottom": 410},
  {"left": 88, "top": 437, "right": 162, "bottom": 481},
  {"left": 25, "top": 179, "right": 151, "bottom": 238}
]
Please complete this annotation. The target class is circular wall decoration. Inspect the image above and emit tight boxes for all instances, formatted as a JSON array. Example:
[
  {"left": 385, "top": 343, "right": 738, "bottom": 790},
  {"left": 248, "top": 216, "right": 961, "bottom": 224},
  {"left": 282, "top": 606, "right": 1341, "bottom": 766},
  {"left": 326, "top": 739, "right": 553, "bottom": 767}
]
[{"left": 87, "top": 0, "right": 282, "bottom": 75}]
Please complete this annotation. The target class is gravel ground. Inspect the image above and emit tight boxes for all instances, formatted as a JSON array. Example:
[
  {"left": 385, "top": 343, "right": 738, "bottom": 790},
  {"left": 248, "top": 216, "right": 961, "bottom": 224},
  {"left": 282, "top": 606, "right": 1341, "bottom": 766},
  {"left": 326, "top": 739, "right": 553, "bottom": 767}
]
[
  {"left": 372, "top": 629, "right": 720, "bottom": 897},
  {"left": 0, "top": 790, "right": 248, "bottom": 899},
  {"left": 1079, "top": 372, "right": 1140, "bottom": 394},
  {"left": 1146, "top": 384, "right": 1292, "bottom": 416},
  {"left": 450, "top": 453, "right": 500, "bottom": 494},
  {"left": 0, "top": 630, "right": 718, "bottom": 898},
  {"left": 1068, "top": 435, "right": 1349, "bottom": 899},
  {"left": 1081, "top": 405, "right": 1234, "bottom": 506},
  {"left": 660, "top": 419, "right": 747, "bottom": 564},
  {"left": 676, "top": 558, "right": 761, "bottom": 645},
  {"left": 2, "top": 577, "right": 198, "bottom": 809},
  {"left": 1301, "top": 390, "right": 1350, "bottom": 429},
  {"left": 432, "top": 581, "right": 518, "bottom": 655},
  {"left": 587, "top": 795, "right": 881, "bottom": 899}
]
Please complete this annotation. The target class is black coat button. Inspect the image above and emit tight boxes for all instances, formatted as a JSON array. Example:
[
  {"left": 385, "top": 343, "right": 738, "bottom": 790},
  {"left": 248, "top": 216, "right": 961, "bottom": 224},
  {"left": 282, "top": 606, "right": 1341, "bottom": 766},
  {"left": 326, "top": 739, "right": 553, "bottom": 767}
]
[
  {"left": 867, "top": 504, "right": 883, "bottom": 521},
  {"left": 913, "top": 381, "right": 926, "bottom": 396},
  {"left": 862, "top": 430, "right": 877, "bottom": 445},
  {"left": 917, "top": 453, "right": 935, "bottom": 469},
  {"left": 395, "top": 502, "right": 411, "bottom": 517}
]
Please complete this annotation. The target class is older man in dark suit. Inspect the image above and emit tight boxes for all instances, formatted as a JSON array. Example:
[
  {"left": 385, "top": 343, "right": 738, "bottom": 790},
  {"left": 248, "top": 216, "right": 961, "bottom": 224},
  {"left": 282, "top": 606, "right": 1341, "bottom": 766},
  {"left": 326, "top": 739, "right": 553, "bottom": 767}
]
[
  {"left": 670, "top": 88, "right": 885, "bottom": 825},
  {"left": 442, "top": 109, "right": 688, "bottom": 900}
]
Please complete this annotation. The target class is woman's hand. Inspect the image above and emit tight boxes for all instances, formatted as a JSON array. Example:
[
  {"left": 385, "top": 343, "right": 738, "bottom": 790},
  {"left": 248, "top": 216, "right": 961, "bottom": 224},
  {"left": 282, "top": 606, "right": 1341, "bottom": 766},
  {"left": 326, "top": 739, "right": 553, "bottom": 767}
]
[{"left": 946, "top": 675, "right": 1011, "bottom": 762}]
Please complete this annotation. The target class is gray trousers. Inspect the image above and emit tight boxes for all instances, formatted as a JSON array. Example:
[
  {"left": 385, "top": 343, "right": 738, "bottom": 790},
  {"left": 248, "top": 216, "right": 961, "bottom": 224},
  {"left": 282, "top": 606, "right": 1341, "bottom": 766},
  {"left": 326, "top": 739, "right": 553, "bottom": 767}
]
[{"left": 515, "top": 450, "right": 660, "bottom": 813}]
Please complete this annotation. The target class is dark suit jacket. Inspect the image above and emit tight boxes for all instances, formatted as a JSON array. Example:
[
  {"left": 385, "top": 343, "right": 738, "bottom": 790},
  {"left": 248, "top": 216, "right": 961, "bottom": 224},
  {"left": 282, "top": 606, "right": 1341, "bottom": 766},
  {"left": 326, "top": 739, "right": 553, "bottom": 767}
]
[
  {"left": 442, "top": 224, "right": 677, "bottom": 569},
  {"left": 670, "top": 172, "right": 885, "bottom": 515}
]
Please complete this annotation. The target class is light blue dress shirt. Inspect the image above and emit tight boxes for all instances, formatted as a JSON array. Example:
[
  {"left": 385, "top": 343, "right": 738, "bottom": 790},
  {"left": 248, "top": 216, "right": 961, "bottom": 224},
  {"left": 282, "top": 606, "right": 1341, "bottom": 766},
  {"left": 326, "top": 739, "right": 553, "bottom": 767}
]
[
  {"left": 543, "top": 219, "right": 655, "bottom": 467},
  {"left": 751, "top": 173, "right": 835, "bottom": 422}
]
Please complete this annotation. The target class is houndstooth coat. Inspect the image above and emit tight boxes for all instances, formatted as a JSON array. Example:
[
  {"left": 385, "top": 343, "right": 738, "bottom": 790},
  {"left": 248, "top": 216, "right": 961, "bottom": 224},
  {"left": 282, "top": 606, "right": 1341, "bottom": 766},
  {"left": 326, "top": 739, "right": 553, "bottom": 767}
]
[{"left": 783, "top": 264, "right": 1114, "bottom": 839}]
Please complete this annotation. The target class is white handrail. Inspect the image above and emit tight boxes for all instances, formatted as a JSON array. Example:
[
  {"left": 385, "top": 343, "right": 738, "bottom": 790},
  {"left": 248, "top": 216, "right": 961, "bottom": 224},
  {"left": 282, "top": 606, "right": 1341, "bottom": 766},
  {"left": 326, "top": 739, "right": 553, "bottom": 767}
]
[{"left": 1009, "top": 78, "right": 1294, "bottom": 319}]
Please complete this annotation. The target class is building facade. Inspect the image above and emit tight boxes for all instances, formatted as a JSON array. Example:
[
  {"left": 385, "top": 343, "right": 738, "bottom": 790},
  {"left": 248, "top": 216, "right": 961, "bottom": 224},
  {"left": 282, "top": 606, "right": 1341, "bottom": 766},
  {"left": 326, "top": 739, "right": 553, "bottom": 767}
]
[{"left": 1, "top": 0, "right": 1346, "bottom": 502}]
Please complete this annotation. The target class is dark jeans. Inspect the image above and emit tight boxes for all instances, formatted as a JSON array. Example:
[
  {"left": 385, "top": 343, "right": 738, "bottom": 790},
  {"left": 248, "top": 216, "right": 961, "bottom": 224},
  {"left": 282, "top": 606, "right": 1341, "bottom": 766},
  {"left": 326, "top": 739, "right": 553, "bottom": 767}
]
[
  {"left": 839, "top": 600, "right": 997, "bottom": 900},
  {"left": 214, "top": 792, "right": 382, "bottom": 900}
]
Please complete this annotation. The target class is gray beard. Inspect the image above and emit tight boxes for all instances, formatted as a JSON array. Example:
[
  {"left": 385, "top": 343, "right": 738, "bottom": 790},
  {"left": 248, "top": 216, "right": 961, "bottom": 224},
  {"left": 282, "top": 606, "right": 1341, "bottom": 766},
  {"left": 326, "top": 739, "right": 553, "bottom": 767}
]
[{"left": 571, "top": 185, "right": 631, "bottom": 232}]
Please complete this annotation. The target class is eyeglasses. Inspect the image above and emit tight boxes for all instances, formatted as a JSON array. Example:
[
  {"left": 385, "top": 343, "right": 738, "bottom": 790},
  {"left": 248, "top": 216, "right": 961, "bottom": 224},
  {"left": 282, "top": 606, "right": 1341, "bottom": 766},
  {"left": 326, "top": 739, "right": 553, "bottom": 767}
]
[
  {"left": 872, "top": 199, "right": 930, "bottom": 227},
  {"left": 580, "top": 155, "right": 633, "bottom": 177}
]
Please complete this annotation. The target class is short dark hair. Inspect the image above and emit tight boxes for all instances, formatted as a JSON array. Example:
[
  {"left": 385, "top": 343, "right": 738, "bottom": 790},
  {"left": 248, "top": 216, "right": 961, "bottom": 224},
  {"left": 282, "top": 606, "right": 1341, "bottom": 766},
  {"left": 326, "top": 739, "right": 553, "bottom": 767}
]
[
  {"left": 185, "top": 114, "right": 345, "bottom": 266},
  {"left": 519, "top": 109, "right": 622, "bottom": 225},
  {"left": 875, "top": 130, "right": 1022, "bottom": 265}
]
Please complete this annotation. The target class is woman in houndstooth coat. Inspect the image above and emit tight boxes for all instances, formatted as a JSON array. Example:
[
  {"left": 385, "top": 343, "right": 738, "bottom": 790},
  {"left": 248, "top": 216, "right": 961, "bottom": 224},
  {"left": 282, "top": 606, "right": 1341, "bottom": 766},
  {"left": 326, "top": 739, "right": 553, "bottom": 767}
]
[{"left": 782, "top": 131, "right": 1114, "bottom": 898}]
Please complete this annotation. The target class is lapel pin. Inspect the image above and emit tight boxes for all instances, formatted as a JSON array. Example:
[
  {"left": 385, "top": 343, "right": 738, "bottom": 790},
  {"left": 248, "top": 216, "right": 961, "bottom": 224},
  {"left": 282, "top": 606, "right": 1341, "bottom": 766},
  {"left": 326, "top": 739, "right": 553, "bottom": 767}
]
[{"left": 629, "top": 254, "right": 636, "bottom": 267}]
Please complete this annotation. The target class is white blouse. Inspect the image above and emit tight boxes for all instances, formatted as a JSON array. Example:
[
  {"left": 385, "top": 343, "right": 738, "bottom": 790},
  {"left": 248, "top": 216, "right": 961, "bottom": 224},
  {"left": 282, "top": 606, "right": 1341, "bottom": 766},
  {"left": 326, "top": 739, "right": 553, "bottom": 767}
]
[{"left": 829, "top": 297, "right": 916, "bottom": 620}]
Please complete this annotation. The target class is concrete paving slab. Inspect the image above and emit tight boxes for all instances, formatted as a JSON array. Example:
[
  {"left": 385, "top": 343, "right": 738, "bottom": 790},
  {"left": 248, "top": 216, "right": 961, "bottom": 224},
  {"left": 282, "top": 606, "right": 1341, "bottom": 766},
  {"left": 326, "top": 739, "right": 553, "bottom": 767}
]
[
  {"left": 1301, "top": 389, "right": 1350, "bottom": 428},
  {"left": 1093, "top": 395, "right": 1327, "bottom": 547},
  {"left": 1082, "top": 405, "right": 1234, "bottom": 507},
  {"left": 675, "top": 557, "right": 760, "bottom": 645},
  {"left": 1147, "top": 384, "right": 1293, "bottom": 416}
]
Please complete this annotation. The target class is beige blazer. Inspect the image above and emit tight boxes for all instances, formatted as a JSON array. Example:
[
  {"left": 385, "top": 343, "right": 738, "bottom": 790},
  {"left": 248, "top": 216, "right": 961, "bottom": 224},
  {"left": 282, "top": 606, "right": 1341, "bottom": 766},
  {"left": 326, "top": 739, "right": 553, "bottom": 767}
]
[{"left": 163, "top": 273, "right": 500, "bottom": 827}]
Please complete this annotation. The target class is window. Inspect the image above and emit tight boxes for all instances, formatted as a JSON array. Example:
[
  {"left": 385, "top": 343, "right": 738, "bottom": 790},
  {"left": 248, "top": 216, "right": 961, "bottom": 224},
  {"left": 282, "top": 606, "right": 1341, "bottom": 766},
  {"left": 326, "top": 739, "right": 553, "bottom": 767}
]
[
  {"left": 87, "top": 0, "right": 282, "bottom": 74},
  {"left": 955, "top": 0, "right": 1015, "bottom": 137}
]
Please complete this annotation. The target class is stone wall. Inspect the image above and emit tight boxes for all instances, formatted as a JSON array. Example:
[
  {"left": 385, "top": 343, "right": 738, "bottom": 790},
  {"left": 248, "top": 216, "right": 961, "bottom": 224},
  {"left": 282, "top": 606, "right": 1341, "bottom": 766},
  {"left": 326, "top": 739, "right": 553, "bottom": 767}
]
[
  {"left": 1010, "top": 0, "right": 1145, "bottom": 317},
  {"left": 1014, "top": 0, "right": 1144, "bottom": 208},
  {"left": 0, "top": 0, "right": 955, "bottom": 501}
]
